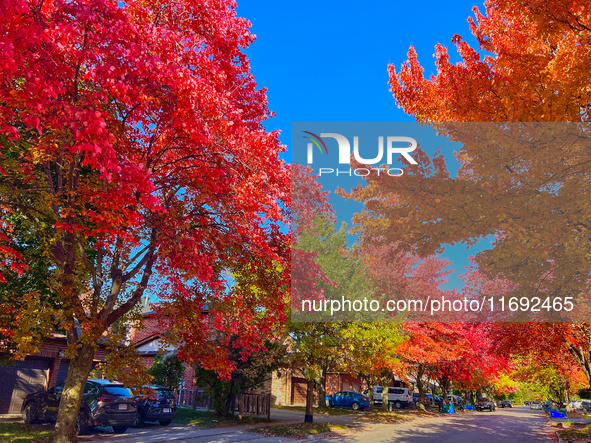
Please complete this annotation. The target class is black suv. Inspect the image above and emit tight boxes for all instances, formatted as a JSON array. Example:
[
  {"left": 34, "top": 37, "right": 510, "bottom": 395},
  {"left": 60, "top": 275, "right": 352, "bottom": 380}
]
[
  {"left": 499, "top": 400, "right": 512, "bottom": 408},
  {"left": 22, "top": 379, "right": 137, "bottom": 434},
  {"left": 476, "top": 397, "right": 496, "bottom": 412},
  {"left": 135, "top": 385, "right": 176, "bottom": 427}
]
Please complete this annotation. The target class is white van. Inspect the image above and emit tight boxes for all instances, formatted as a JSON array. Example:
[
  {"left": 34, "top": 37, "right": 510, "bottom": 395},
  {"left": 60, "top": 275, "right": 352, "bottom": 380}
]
[
  {"left": 386, "top": 387, "right": 413, "bottom": 409},
  {"left": 362, "top": 386, "right": 384, "bottom": 405}
]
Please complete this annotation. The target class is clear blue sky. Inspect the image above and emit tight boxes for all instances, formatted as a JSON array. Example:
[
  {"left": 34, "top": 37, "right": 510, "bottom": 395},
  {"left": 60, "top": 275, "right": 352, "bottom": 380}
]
[
  {"left": 238, "top": 0, "right": 485, "bottom": 129},
  {"left": 237, "top": 0, "right": 489, "bottom": 289}
]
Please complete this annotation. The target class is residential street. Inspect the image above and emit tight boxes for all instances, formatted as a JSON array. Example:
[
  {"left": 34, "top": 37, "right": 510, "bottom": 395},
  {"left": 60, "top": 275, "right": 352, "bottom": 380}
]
[
  {"left": 75, "top": 406, "right": 554, "bottom": 443},
  {"left": 326, "top": 406, "right": 552, "bottom": 443}
]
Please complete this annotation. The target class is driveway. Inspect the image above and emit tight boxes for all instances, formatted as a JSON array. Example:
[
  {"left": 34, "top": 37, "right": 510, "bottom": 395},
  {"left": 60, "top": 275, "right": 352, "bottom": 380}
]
[{"left": 324, "top": 406, "right": 552, "bottom": 443}]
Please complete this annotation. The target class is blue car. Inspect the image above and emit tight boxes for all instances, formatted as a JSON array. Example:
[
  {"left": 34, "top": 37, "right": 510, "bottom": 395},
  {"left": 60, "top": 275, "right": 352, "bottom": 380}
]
[{"left": 326, "top": 391, "right": 370, "bottom": 410}]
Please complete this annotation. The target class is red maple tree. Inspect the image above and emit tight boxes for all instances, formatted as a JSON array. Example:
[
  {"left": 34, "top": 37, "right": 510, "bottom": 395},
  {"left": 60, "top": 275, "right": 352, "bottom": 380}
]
[{"left": 0, "top": 0, "right": 288, "bottom": 440}]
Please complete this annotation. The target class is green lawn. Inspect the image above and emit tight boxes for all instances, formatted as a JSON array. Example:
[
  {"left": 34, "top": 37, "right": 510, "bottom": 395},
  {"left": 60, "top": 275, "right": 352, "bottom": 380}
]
[
  {"left": 173, "top": 408, "right": 277, "bottom": 428},
  {"left": 250, "top": 422, "right": 351, "bottom": 439},
  {"left": 271, "top": 405, "right": 360, "bottom": 416},
  {"left": 0, "top": 423, "right": 53, "bottom": 443}
]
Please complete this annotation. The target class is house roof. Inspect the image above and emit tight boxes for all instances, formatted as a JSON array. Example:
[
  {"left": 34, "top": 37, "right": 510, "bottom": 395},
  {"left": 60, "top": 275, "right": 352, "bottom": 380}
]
[
  {"left": 133, "top": 333, "right": 177, "bottom": 355},
  {"left": 133, "top": 333, "right": 165, "bottom": 348}
]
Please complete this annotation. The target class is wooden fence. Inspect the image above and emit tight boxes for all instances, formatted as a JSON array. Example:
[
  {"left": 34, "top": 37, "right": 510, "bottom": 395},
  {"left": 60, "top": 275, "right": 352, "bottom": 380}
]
[
  {"left": 176, "top": 389, "right": 213, "bottom": 409},
  {"left": 176, "top": 389, "right": 271, "bottom": 419},
  {"left": 236, "top": 393, "right": 271, "bottom": 419}
]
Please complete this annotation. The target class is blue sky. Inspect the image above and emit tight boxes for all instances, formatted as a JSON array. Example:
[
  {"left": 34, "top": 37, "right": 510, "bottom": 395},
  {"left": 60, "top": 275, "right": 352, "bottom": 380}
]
[
  {"left": 237, "top": 0, "right": 489, "bottom": 289},
  {"left": 238, "top": 0, "right": 485, "bottom": 128}
]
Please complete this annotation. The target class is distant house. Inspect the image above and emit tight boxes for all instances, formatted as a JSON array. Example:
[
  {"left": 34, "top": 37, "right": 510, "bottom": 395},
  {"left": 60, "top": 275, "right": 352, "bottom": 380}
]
[{"left": 128, "top": 297, "right": 198, "bottom": 389}]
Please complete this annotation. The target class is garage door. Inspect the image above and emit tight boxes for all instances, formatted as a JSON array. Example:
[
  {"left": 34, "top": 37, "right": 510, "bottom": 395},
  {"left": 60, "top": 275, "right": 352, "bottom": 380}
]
[
  {"left": 290, "top": 378, "right": 317, "bottom": 406},
  {"left": 0, "top": 358, "right": 50, "bottom": 414}
]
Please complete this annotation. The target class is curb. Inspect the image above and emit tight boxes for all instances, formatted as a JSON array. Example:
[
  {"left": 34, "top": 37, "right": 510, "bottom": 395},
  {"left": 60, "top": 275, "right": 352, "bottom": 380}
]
[
  {"left": 295, "top": 431, "right": 338, "bottom": 441},
  {"left": 556, "top": 430, "right": 591, "bottom": 443}
]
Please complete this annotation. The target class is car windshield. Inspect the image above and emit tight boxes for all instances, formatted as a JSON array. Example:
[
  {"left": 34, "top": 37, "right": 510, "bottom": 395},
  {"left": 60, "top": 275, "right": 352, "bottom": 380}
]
[
  {"left": 156, "top": 389, "right": 175, "bottom": 399},
  {"left": 104, "top": 386, "right": 133, "bottom": 397}
]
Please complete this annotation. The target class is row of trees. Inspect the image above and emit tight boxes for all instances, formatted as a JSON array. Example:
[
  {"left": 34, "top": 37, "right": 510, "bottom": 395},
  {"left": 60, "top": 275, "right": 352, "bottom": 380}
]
[{"left": 288, "top": 0, "right": 591, "bottom": 419}]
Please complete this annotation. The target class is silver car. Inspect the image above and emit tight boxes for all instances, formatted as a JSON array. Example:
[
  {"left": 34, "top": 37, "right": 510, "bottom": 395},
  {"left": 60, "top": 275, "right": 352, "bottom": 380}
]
[{"left": 530, "top": 401, "right": 542, "bottom": 410}]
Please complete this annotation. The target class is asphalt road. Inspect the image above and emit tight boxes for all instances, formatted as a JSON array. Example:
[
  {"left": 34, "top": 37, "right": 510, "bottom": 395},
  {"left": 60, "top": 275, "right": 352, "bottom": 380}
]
[{"left": 327, "top": 406, "right": 552, "bottom": 443}]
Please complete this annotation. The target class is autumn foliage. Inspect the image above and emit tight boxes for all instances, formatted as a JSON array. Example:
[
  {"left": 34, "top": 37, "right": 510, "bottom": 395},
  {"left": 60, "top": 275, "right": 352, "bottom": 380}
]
[{"left": 1, "top": 0, "right": 288, "bottom": 440}]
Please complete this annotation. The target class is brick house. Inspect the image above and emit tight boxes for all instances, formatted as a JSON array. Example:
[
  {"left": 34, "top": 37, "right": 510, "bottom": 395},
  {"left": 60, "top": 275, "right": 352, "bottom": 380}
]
[
  {"left": 271, "top": 366, "right": 409, "bottom": 406},
  {"left": 128, "top": 298, "right": 198, "bottom": 389},
  {"left": 270, "top": 367, "right": 368, "bottom": 406},
  {"left": 0, "top": 334, "right": 109, "bottom": 414}
]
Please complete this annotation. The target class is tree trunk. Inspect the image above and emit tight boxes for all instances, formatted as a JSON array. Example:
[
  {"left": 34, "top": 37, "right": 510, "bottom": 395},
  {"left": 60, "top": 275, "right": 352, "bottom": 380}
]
[
  {"left": 439, "top": 376, "right": 450, "bottom": 402},
  {"left": 52, "top": 342, "right": 95, "bottom": 443},
  {"left": 366, "top": 376, "right": 374, "bottom": 406},
  {"left": 417, "top": 381, "right": 425, "bottom": 411},
  {"left": 304, "top": 378, "right": 315, "bottom": 423},
  {"left": 380, "top": 374, "right": 392, "bottom": 410},
  {"left": 317, "top": 365, "right": 328, "bottom": 408}
]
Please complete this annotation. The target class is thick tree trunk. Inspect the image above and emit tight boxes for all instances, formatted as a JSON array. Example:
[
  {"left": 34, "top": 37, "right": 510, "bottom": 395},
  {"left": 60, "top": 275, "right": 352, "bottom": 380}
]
[
  {"left": 52, "top": 342, "right": 95, "bottom": 443},
  {"left": 317, "top": 365, "right": 328, "bottom": 408},
  {"left": 417, "top": 380, "right": 425, "bottom": 411},
  {"left": 439, "top": 376, "right": 450, "bottom": 402},
  {"left": 380, "top": 374, "right": 392, "bottom": 410},
  {"left": 304, "top": 378, "right": 315, "bottom": 423}
]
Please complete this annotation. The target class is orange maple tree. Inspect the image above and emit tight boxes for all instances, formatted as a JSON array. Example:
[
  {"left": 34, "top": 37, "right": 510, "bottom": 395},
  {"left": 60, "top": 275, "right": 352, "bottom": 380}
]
[{"left": 342, "top": 0, "right": 591, "bottom": 392}]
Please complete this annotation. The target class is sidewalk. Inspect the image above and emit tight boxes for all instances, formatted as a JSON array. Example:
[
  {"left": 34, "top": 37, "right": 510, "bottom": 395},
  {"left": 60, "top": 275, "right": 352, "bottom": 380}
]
[{"left": 84, "top": 408, "right": 347, "bottom": 443}]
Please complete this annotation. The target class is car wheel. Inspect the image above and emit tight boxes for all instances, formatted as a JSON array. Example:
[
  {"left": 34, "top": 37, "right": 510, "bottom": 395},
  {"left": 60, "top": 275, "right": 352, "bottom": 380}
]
[
  {"left": 75, "top": 411, "right": 90, "bottom": 436},
  {"left": 112, "top": 426, "right": 128, "bottom": 434},
  {"left": 394, "top": 401, "right": 402, "bottom": 409},
  {"left": 134, "top": 412, "right": 146, "bottom": 428},
  {"left": 23, "top": 402, "right": 38, "bottom": 424},
  {"left": 159, "top": 419, "right": 172, "bottom": 426},
  {"left": 352, "top": 402, "right": 360, "bottom": 411}
]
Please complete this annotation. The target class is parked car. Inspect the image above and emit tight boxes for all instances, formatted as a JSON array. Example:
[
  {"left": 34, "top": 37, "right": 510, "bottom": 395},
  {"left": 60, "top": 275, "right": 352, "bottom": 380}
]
[
  {"left": 327, "top": 391, "right": 370, "bottom": 410},
  {"left": 386, "top": 387, "right": 413, "bottom": 409},
  {"left": 135, "top": 385, "right": 177, "bottom": 427},
  {"left": 476, "top": 397, "right": 495, "bottom": 412},
  {"left": 22, "top": 379, "right": 137, "bottom": 434},
  {"left": 524, "top": 400, "right": 531, "bottom": 406},
  {"left": 412, "top": 392, "right": 430, "bottom": 407},
  {"left": 569, "top": 400, "right": 583, "bottom": 410},
  {"left": 530, "top": 401, "right": 542, "bottom": 410},
  {"left": 499, "top": 400, "right": 512, "bottom": 408}
]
